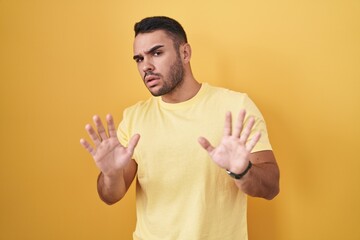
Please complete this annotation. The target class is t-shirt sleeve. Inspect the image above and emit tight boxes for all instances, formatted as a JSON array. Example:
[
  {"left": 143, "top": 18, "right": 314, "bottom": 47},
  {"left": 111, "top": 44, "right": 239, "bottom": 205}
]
[
  {"left": 117, "top": 110, "right": 130, "bottom": 147},
  {"left": 242, "top": 94, "right": 273, "bottom": 153}
]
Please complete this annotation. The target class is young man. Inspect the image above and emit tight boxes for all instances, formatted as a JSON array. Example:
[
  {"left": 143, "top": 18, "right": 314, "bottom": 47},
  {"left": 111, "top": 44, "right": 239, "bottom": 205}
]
[{"left": 80, "top": 16, "right": 279, "bottom": 240}]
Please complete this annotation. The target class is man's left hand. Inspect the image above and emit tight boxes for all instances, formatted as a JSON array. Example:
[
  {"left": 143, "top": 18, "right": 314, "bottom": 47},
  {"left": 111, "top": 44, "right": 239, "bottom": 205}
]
[{"left": 198, "top": 110, "right": 261, "bottom": 174}]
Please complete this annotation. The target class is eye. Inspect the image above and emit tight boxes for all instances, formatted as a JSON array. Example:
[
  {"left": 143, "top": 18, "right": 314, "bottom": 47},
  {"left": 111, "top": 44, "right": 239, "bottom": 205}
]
[
  {"left": 153, "top": 51, "right": 162, "bottom": 56},
  {"left": 134, "top": 57, "right": 143, "bottom": 63}
]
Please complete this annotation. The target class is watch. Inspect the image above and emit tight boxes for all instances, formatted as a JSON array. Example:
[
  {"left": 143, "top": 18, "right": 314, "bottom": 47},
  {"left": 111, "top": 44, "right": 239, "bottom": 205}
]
[{"left": 226, "top": 161, "right": 252, "bottom": 180}]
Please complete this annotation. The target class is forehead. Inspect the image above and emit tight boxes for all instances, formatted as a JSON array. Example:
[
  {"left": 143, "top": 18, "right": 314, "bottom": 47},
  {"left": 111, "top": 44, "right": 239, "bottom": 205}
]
[{"left": 133, "top": 30, "right": 175, "bottom": 54}]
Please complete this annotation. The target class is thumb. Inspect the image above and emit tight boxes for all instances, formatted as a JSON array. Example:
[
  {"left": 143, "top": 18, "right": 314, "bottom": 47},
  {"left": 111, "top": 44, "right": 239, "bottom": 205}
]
[
  {"left": 198, "top": 137, "right": 214, "bottom": 153},
  {"left": 127, "top": 134, "right": 141, "bottom": 153}
]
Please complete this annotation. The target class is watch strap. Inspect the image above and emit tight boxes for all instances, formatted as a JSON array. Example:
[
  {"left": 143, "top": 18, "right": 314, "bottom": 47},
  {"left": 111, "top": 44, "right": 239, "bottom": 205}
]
[{"left": 226, "top": 161, "right": 252, "bottom": 180}]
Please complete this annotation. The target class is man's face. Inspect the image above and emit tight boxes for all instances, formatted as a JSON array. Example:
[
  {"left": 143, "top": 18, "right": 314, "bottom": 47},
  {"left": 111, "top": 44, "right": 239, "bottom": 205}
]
[{"left": 133, "top": 30, "right": 184, "bottom": 97}]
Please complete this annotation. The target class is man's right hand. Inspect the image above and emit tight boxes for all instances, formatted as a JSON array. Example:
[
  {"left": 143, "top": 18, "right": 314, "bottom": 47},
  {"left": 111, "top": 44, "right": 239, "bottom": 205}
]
[{"left": 80, "top": 114, "right": 140, "bottom": 178}]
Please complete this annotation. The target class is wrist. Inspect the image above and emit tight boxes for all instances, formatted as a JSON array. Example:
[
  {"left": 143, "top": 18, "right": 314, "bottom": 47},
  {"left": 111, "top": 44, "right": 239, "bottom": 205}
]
[
  {"left": 101, "top": 169, "right": 124, "bottom": 182},
  {"left": 226, "top": 161, "right": 252, "bottom": 180}
]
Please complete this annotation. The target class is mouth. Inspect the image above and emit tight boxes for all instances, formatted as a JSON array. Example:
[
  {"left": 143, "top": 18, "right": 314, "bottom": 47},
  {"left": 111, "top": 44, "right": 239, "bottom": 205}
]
[{"left": 144, "top": 74, "right": 161, "bottom": 87}]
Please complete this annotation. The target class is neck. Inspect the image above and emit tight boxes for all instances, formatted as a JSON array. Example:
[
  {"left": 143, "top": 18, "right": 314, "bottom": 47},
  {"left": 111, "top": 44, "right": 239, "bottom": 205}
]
[{"left": 161, "top": 73, "right": 201, "bottom": 103}]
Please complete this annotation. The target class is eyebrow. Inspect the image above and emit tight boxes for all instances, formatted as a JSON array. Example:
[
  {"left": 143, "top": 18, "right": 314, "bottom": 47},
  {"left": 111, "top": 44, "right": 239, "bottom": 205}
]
[{"left": 133, "top": 44, "right": 164, "bottom": 60}]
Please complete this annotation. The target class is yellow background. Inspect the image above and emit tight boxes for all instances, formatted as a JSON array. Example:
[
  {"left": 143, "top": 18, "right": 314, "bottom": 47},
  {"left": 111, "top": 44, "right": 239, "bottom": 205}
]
[{"left": 1, "top": 1, "right": 359, "bottom": 239}]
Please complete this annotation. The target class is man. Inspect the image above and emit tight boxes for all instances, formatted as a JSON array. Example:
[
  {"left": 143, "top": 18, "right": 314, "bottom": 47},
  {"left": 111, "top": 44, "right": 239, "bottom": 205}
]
[{"left": 80, "top": 16, "right": 279, "bottom": 240}]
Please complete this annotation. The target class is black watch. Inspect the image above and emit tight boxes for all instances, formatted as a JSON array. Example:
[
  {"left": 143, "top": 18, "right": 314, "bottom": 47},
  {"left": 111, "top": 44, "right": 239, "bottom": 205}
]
[{"left": 226, "top": 161, "right": 252, "bottom": 180}]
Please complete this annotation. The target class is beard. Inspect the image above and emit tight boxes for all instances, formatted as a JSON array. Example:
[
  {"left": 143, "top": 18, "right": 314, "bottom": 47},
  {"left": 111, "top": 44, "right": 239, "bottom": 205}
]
[{"left": 147, "top": 55, "right": 184, "bottom": 97}]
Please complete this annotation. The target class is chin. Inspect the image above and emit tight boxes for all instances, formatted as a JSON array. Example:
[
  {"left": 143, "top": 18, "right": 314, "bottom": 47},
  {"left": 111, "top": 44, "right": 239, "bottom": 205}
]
[{"left": 148, "top": 89, "right": 162, "bottom": 97}]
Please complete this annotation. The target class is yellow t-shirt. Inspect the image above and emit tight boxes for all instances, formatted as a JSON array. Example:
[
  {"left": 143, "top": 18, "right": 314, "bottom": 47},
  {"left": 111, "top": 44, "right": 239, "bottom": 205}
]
[{"left": 118, "top": 83, "right": 272, "bottom": 240}]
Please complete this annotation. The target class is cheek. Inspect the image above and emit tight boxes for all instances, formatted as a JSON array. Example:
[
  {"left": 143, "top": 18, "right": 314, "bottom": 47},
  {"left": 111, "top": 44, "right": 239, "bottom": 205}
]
[{"left": 155, "top": 57, "right": 173, "bottom": 74}]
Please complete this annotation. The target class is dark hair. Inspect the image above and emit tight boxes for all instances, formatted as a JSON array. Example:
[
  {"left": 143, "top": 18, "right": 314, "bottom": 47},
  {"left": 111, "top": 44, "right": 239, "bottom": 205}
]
[{"left": 134, "top": 16, "right": 188, "bottom": 49}]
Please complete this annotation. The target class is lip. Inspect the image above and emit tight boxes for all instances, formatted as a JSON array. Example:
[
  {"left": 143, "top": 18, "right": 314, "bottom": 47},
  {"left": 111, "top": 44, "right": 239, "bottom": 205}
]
[{"left": 145, "top": 75, "right": 161, "bottom": 87}]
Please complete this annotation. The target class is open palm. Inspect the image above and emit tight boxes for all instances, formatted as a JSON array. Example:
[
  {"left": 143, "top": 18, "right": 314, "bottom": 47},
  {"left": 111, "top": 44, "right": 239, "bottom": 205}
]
[
  {"left": 198, "top": 110, "right": 261, "bottom": 174},
  {"left": 80, "top": 114, "right": 140, "bottom": 177}
]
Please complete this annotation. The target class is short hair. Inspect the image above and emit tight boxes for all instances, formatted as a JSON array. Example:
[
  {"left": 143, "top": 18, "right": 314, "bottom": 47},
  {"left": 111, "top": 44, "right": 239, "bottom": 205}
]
[{"left": 134, "top": 16, "right": 188, "bottom": 49}]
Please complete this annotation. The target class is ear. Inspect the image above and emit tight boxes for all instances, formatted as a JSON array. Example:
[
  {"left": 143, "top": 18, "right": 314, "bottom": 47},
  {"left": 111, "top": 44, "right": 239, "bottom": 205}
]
[{"left": 181, "top": 43, "right": 192, "bottom": 63}]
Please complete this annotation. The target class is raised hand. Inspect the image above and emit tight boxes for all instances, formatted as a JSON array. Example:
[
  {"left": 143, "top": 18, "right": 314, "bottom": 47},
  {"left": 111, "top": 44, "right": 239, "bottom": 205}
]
[
  {"left": 198, "top": 110, "right": 261, "bottom": 175},
  {"left": 80, "top": 114, "right": 140, "bottom": 177}
]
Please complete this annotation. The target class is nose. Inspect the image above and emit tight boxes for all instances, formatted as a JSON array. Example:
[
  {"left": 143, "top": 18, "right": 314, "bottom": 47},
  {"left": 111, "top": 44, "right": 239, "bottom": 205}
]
[{"left": 142, "top": 58, "right": 155, "bottom": 73}]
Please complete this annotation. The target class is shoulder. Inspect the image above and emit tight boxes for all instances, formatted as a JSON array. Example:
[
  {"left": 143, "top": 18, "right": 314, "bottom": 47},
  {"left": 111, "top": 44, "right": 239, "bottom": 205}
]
[
  {"left": 205, "top": 83, "right": 250, "bottom": 104},
  {"left": 118, "top": 97, "right": 155, "bottom": 135},
  {"left": 204, "top": 83, "right": 263, "bottom": 116},
  {"left": 122, "top": 97, "right": 157, "bottom": 119}
]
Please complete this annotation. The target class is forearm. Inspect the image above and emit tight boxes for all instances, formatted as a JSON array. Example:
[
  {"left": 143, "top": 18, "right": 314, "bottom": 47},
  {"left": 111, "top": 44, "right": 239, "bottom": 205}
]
[
  {"left": 234, "top": 161, "right": 280, "bottom": 200},
  {"left": 97, "top": 171, "right": 127, "bottom": 205}
]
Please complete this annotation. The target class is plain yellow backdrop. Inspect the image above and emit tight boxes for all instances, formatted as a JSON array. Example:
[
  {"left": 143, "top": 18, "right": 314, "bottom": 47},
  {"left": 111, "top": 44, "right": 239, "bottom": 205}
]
[{"left": 1, "top": 1, "right": 359, "bottom": 239}]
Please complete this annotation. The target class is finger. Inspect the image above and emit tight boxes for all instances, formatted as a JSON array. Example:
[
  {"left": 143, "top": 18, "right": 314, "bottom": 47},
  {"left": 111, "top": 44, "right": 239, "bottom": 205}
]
[
  {"left": 106, "top": 114, "right": 117, "bottom": 138},
  {"left": 93, "top": 115, "right": 108, "bottom": 141},
  {"left": 246, "top": 131, "right": 261, "bottom": 152},
  {"left": 239, "top": 116, "right": 256, "bottom": 144},
  {"left": 80, "top": 138, "right": 96, "bottom": 156},
  {"left": 127, "top": 134, "right": 141, "bottom": 153},
  {"left": 233, "top": 109, "right": 246, "bottom": 138},
  {"left": 198, "top": 137, "right": 215, "bottom": 153},
  {"left": 85, "top": 124, "right": 101, "bottom": 146},
  {"left": 223, "top": 111, "right": 232, "bottom": 136}
]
